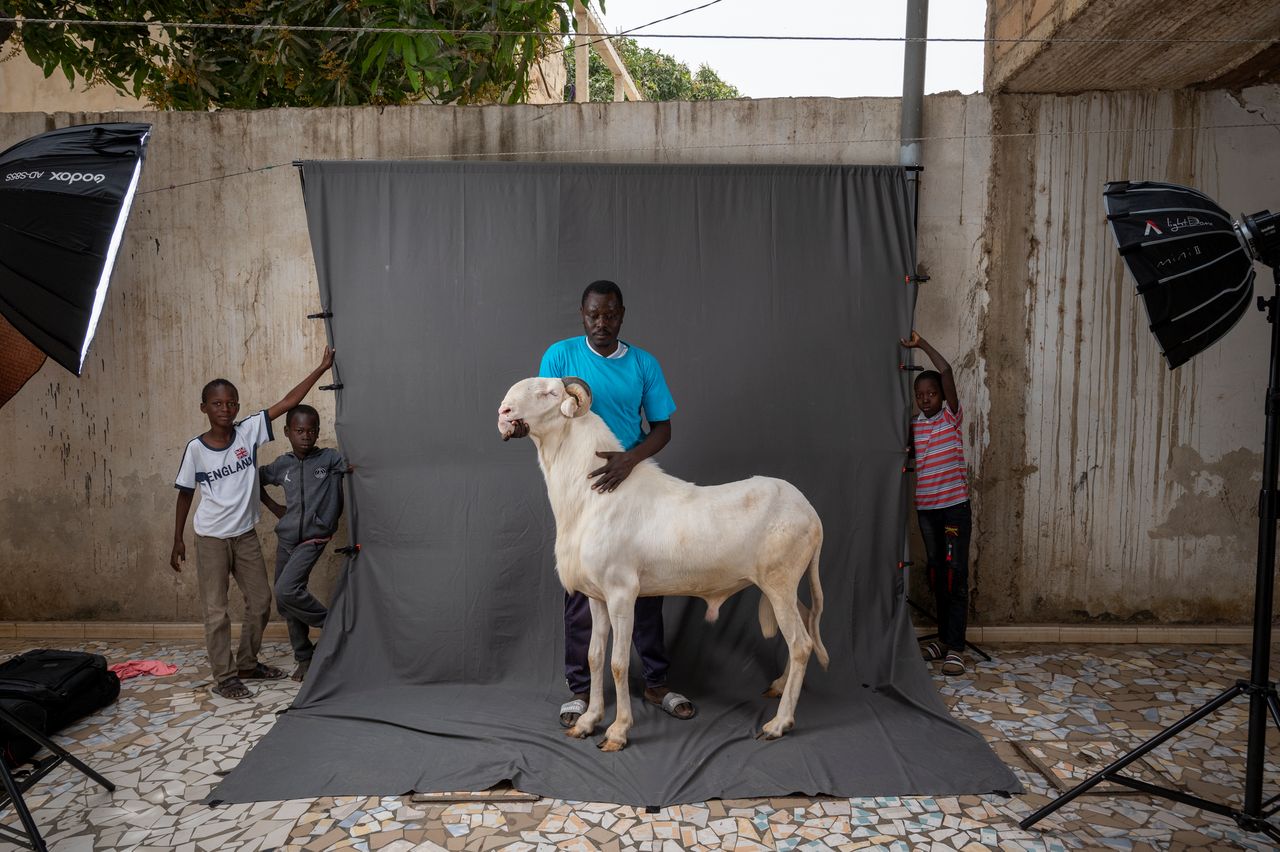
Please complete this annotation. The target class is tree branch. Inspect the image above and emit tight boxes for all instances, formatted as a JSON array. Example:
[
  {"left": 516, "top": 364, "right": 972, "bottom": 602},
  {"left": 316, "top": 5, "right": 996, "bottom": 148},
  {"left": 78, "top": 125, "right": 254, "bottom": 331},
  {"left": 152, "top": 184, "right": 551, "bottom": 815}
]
[{"left": 0, "top": 3, "right": 15, "bottom": 49}]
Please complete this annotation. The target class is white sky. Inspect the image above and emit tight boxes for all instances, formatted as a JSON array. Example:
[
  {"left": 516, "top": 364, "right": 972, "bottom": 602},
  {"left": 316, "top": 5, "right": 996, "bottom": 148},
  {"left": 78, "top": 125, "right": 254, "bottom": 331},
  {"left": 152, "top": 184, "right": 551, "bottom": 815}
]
[{"left": 588, "top": 0, "right": 987, "bottom": 98}]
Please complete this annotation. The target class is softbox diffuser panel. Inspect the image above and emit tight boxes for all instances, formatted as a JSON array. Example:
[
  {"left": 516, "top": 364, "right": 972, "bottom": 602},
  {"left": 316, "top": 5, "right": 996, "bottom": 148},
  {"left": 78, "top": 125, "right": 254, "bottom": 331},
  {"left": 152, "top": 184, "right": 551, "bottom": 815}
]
[
  {"left": 1104, "top": 180, "right": 1256, "bottom": 369},
  {"left": 212, "top": 161, "right": 1018, "bottom": 805},
  {"left": 0, "top": 122, "right": 151, "bottom": 375}
]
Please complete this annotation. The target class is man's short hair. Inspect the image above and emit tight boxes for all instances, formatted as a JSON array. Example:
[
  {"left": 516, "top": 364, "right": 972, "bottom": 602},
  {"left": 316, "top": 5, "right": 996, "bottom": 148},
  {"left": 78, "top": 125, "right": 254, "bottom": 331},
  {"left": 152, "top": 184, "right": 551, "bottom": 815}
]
[
  {"left": 914, "top": 370, "right": 942, "bottom": 391},
  {"left": 201, "top": 378, "right": 237, "bottom": 403},
  {"left": 286, "top": 404, "right": 320, "bottom": 428},
  {"left": 581, "top": 279, "right": 624, "bottom": 307}
]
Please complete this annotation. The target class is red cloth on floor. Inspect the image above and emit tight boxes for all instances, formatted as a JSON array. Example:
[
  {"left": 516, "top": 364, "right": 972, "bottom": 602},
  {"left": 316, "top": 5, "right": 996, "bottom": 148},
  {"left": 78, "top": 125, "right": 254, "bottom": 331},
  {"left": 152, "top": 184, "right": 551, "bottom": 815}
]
[{"left": 108, "top": 660, "right": 178, "bottom": 680}]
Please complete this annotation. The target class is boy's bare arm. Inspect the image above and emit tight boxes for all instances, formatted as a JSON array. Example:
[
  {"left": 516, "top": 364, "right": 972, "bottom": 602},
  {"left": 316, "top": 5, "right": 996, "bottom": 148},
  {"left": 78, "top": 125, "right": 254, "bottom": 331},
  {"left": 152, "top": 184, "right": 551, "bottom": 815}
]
[
  {"left": 170, "top": 490, "right": 193, "bottom": 572},
  {"left": 901, "top": 330, "right": 960, "bottom": 412},
  {"left": 266, "top": 346, "right": 335, "bottom": 422},
  {"left": 259, "top": 472, "right": 286, "bottom": 519}
]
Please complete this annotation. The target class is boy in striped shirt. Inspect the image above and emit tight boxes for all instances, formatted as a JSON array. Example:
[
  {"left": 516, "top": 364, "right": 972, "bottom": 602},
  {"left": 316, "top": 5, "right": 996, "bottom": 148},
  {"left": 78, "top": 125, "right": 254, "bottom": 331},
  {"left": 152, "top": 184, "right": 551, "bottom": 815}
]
[{"left": 902, "top": 331, "right": 972, "bottom": 676}]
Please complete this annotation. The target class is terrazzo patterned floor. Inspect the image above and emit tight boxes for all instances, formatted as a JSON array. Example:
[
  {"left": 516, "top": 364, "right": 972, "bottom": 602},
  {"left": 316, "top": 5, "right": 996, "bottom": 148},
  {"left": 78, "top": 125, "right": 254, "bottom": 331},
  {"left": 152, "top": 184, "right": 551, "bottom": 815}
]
[{"left": 2, "top": 638, "right": 1278, "bottom": 850}]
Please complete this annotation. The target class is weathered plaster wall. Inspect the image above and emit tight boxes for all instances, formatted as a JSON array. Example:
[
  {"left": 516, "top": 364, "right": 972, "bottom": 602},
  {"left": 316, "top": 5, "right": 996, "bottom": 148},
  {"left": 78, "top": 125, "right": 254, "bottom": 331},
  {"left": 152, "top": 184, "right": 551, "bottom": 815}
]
[
  {"left": 0, "top": 97, "right": 981, "bottom": 621},
  {"left": 1, "top": 87, "right": 1275, "bottom": 624}
]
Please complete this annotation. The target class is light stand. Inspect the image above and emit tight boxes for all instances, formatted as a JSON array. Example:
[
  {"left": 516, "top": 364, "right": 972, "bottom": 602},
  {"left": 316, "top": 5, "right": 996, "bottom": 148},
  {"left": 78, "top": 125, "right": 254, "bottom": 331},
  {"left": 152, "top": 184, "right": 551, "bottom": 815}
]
[
  {"left": 0, "top": 705, "right": 115, "bottom": 851},
  {"left": 1020, "top": 264, "right": 1280, "bottom": 842}
]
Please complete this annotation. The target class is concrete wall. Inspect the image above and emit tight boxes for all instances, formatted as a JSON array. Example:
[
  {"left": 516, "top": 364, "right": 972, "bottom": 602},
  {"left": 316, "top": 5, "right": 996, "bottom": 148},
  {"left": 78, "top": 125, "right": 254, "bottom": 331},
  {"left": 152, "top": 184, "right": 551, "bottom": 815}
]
[
  {"left": 984, "top": 0, "right": 1280, "bottom": 93},
  {"left": 0, "top": 97, "right": 975, "bottom": 622},
  {"left": 0, "top": 87, "right": 1276, "bottom": 623}
]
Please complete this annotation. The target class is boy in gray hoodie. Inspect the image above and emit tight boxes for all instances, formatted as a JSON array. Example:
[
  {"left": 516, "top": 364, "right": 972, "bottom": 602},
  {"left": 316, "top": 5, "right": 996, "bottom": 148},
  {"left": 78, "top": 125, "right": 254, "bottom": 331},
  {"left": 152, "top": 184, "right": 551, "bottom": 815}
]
[{"left": 259, "top": 404, "right": 348, "bottom": 681}]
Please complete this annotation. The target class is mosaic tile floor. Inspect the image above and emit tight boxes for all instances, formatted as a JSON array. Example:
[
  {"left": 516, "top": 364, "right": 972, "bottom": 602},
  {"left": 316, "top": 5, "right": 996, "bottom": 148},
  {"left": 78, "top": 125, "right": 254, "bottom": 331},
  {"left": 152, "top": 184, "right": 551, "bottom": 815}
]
[{"left": 2, "top": 638, "right": 1278, "bottom": 851}]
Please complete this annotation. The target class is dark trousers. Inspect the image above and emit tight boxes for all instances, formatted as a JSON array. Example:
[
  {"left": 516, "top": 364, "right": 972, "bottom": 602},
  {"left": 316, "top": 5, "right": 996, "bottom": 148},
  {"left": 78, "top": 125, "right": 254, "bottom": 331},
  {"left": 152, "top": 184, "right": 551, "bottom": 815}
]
[
  {"left": 273, "top": 539, "right": 329, "bottom": 663},
  {"left": 918, "top": 500, "right": 972, "bottom": 653},
  {"left": 564, "top": 591, "right": 670, "bottom": 695}
]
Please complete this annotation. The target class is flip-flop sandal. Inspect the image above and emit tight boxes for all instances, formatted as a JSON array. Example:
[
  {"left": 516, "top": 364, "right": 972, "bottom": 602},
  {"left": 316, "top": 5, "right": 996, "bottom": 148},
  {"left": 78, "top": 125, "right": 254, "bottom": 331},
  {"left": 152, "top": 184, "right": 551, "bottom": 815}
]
[
  {"left": 212, "top": 677, "right": 252, "bottom": 699},
  {"left": 559, "top": 698, "right": 587, "bottom": 728},
  {"left": 238, "top": 662, "right": 286, "bottom": 680},
  {"left": 648, "top": 691, "right": 697, "bottom": 720},
  {"left": 941, "top": 653, "right": 967, "bottom": 676},
  {"left": 920, "top": 641, "right": 944, "bottom": 661}
]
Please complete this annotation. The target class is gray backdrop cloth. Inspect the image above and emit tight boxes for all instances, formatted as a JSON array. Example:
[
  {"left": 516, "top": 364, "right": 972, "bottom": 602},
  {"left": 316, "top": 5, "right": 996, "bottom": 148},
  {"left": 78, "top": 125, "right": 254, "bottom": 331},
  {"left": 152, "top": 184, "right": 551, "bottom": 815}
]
[{"left": 212, "top": 161, "right": 1019, "bottom": 805}]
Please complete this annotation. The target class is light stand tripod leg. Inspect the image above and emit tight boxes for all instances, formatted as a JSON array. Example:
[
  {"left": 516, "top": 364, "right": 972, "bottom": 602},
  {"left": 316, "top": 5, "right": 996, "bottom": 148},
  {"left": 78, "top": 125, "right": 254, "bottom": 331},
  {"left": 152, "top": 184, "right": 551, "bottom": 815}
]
[
  {"left": 1024, "top": 272, "right": 1280, "bottom": 839},
  {"left": 1019, "top": 682, "right": 1246, "bottom": 829},
  {"left": 0, "top": 755, "right": 47, "bottom": 852},
  {"left": 0, "top": 708, "right": 114, "bottom": 792},
  {"left": 0, "top": 706, "right": 115, "bottom": 851},
  {"left": 965, "top": 639, "right": 992, "bottom": 663}
]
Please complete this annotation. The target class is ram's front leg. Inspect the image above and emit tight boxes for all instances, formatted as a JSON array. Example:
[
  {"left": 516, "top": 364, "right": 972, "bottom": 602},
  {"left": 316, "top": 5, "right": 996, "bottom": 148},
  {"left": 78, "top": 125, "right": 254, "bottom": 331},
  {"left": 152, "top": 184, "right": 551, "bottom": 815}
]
[
  {"left": 568, "top": 597, "right": 610, "bottom": 739},
  {"left": 599, "top": 591, "right": 636, "bottom": 752}
]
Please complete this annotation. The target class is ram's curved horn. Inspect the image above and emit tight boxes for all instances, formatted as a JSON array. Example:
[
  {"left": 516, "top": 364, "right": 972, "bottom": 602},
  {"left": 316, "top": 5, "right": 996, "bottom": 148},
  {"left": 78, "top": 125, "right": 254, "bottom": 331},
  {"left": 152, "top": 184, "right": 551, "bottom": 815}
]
[{"left": 561, "top": 376, "right": 592, "bottom": 418}]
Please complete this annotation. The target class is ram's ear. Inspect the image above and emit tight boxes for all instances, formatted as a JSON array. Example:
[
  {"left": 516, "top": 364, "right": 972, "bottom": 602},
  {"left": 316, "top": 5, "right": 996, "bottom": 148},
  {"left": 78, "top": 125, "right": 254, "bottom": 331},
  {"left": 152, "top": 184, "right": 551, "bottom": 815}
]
[{"left": 561, "top": 376, "right": 592, "bottom": 418}]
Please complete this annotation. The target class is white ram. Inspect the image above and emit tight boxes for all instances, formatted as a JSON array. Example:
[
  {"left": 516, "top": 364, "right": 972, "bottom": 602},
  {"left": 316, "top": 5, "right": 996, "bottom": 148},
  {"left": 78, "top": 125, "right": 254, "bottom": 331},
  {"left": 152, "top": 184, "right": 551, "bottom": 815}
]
[{"left": 497, "top": 376, "right": 828, "bottom": 751}]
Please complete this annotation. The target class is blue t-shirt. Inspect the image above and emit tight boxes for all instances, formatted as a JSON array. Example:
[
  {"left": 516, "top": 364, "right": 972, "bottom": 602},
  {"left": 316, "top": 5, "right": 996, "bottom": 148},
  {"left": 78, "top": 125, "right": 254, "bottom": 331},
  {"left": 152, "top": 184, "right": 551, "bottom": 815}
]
[{"left": 538, "top": 336, "right": 676, "bottom": 450}]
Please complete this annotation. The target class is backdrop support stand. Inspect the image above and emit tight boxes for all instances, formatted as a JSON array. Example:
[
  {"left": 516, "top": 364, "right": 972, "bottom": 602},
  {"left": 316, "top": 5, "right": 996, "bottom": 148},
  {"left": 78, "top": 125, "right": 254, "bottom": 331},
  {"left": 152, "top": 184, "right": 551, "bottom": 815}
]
[
  {"left": 1021, "top": 268, "right": 1280, "bottom": 842},
  {"left": 0, "top": 705, "right": 115, "bottom": 851},
  {"left": 905, "top": 591, "right": 992, "bottom": 663}
]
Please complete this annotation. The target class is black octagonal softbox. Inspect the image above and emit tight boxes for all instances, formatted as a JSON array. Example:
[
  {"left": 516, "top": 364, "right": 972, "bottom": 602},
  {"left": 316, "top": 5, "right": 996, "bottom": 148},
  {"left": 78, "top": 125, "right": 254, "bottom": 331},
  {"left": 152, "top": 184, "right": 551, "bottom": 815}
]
[
  {"left": 1104, "top": 180, "right": 1256, "bottom": 369},
  {"left": 0, "top": 122, "right": 151, "bottom": 376}
]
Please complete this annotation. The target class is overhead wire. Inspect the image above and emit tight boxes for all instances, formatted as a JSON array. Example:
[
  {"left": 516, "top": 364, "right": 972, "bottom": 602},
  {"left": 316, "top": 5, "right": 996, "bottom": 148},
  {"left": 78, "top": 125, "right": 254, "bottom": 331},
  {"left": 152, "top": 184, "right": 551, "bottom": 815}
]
[
  {"left": 542, "top": 0, "right": 727, "bottom": 59},
  {"left": 8, "top": 8, "right": 1275, "bottom": 197}
]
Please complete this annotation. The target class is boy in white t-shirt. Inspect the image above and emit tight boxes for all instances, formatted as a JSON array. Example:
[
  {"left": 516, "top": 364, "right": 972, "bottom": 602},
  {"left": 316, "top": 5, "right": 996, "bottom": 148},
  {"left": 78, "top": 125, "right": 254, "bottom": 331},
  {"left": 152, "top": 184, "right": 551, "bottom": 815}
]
[{"left": 171, "top": 348, "right": 334, "bottom": 699}]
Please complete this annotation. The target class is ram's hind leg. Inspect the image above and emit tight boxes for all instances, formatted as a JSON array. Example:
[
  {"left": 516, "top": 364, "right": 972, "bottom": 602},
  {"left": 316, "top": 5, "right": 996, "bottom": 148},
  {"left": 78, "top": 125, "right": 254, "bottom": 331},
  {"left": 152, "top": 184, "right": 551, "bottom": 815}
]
[
  {"left": 567, "top": 597, "right": 610, "bottom": 739},
  {"left": 764, "top": 599, "right": 811, "bottom": 698},
  {"left": 759, "top": 588, "right": 813, "bottom": 740}
]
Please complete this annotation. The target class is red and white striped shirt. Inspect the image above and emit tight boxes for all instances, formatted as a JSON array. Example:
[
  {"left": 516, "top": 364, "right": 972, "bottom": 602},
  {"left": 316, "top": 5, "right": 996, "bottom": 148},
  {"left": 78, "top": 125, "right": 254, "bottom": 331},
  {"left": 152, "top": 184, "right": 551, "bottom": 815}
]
[{"left": 912, "top": 402, "right": 969, "bottom": 510}]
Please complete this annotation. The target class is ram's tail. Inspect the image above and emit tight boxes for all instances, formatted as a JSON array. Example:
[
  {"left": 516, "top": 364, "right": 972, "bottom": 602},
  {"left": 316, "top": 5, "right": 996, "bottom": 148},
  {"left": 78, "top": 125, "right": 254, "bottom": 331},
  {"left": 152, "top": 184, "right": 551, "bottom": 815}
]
[{"left": 807, "top": 539, "right": 829, "bottom": 669}]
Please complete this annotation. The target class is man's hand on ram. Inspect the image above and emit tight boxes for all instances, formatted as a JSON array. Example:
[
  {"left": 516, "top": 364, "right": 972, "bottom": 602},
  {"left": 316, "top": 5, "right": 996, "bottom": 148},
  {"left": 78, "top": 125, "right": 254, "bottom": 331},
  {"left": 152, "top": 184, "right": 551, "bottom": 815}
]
[{"left": 589, "top": 450, "right": 637, "bottom": 492}]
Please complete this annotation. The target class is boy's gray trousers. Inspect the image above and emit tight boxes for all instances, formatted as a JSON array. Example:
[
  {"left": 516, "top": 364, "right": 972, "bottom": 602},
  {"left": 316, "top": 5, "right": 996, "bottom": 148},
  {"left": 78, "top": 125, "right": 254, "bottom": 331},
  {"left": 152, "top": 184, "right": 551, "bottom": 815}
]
[{"left": 273, "top": 539, "right": 329, "bottom": 663}]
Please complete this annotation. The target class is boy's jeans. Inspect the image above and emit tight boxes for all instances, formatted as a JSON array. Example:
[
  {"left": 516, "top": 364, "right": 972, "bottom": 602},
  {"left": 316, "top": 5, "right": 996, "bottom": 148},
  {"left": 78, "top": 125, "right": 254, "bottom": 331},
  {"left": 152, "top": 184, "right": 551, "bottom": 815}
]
[
  {"left": 917, "top": 500, "right": 972, "bottom": 653},
  {"left": 195, "top": 531, "right": 272, "bottom": 683},
  {"left": 274, "top": 539, "right": 330, "bottom": 664}
]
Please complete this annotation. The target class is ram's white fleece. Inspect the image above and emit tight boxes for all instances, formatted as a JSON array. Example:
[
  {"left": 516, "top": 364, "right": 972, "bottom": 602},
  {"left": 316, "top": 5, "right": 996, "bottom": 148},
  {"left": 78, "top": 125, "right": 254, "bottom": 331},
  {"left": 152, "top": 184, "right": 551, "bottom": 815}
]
[{"left": 498, "top": 376, "right": 828, "bottom": 749}]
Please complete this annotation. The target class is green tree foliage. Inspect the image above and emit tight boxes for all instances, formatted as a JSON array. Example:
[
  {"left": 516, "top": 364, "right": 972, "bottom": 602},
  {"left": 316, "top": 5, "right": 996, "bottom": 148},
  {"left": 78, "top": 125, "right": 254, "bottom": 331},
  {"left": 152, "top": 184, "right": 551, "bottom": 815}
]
[
  {"left": 563, "top": 35, "right": 740, "bottom": 102},
  {"left": 1, "top": 1, "right": 592, "bottom": 109}
]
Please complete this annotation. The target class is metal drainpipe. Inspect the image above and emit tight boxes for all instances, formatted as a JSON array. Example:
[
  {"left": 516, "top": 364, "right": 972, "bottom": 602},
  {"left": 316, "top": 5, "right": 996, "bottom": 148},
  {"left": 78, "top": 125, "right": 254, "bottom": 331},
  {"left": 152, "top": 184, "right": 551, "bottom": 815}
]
[
  {"left": 900, "top": 0, "right": 928, "bottom": 225},
  {"left": 900, "top": 0, "right": 928, "bottom": 623}
]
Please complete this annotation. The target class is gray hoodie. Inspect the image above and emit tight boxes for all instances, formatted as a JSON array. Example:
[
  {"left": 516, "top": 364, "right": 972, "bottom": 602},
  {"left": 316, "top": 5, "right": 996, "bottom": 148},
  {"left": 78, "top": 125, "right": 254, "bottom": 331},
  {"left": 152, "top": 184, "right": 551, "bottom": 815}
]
[{"left": 260, "top": 447, "right": 346, "bottom": 544}]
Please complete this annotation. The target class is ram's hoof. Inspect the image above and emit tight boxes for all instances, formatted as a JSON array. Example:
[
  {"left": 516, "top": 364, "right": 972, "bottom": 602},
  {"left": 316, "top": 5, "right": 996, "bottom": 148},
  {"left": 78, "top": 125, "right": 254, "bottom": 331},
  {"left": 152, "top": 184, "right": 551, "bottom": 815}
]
[
  {"left": 762, "top": 686, "right": 783, "bottom": 698},
  {"left": 597, "top": 738, "right": 627, "bottom": 752},
  {"left": 565, "top": 725, "right": 593, "bottom": 739},
  {"left": 758, "top": 718, "right": 793, "bottom": 740}
]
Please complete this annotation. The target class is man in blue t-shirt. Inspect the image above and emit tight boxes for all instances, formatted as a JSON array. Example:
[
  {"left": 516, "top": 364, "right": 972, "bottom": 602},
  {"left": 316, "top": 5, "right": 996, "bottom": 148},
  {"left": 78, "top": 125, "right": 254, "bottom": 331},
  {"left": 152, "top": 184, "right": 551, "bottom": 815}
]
[{"left": 537, "top": 280, "right": 697, "bottom": 728}]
